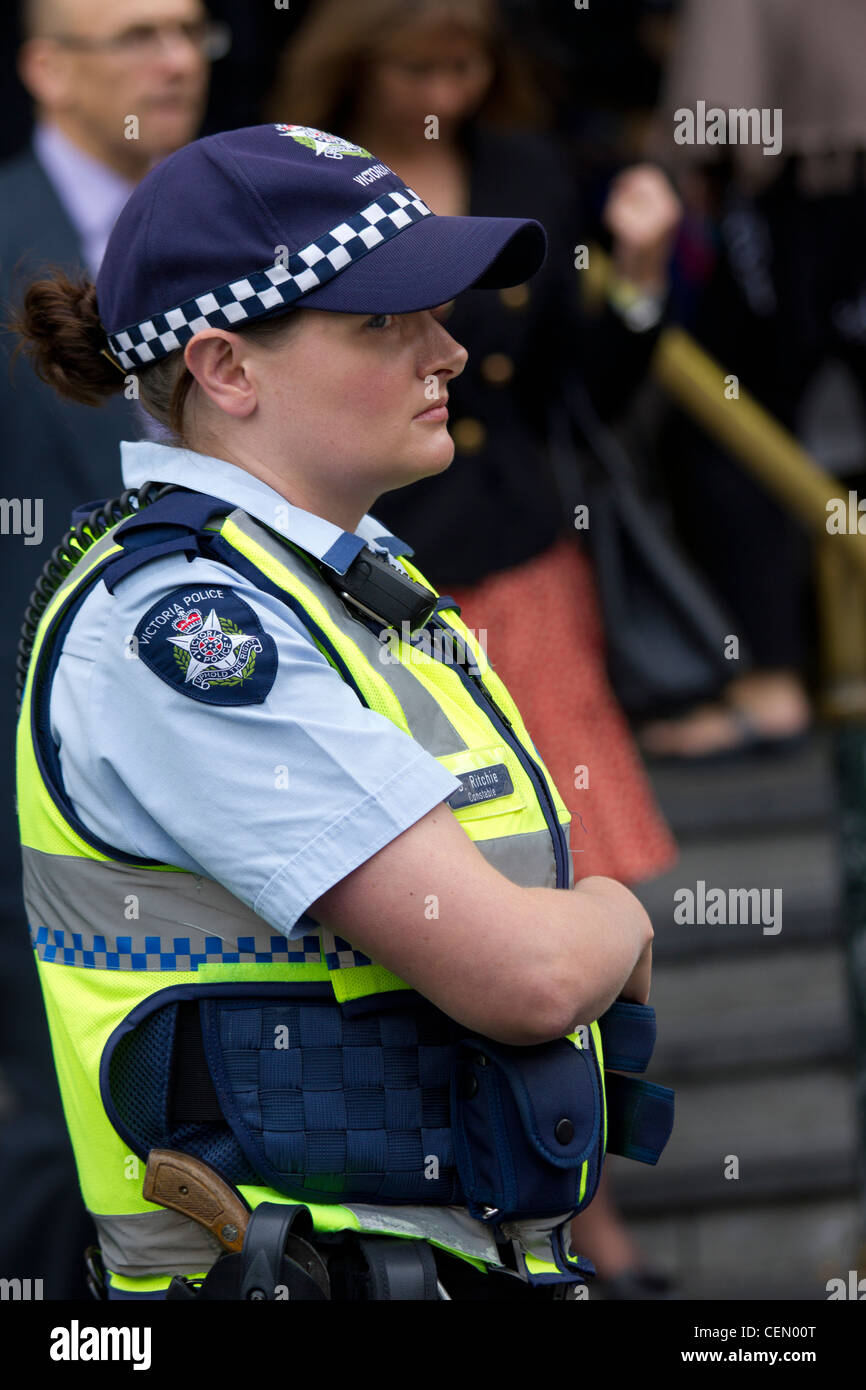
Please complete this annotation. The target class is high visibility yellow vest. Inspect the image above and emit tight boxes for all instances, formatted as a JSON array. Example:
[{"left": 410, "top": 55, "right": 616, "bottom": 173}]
[{"left": 17, "top": 485, "right": 670, "bottom": 1297}]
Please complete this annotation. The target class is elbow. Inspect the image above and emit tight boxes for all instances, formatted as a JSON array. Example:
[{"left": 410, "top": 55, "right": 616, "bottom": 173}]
[
  {"left": 519, "top": 965, "right": 622, "bottom": 1044},
  {"left": 490, "top": 969, "right": 584, "bottom": 1047},
  {"left": 466, "top": 971, "right": 570, "bottom": 1047}
]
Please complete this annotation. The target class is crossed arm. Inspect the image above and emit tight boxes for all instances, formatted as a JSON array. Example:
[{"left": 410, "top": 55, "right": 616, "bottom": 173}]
[{"left": 310, "top": 799, "right": 654, "bottom": 1046}]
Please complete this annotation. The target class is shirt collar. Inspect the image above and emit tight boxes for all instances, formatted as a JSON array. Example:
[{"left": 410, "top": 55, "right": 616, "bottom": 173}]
[{"left": 120, "top": 439, "right": 414, "bottom": 573}]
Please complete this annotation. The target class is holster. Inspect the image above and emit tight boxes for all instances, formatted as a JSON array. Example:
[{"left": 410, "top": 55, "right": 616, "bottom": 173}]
[{"left": 166, "top": 1202, "right": 443, "bottom": 1301}]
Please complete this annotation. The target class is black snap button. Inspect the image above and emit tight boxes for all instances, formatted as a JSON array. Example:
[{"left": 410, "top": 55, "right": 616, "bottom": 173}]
[
  {"left": 460, "top": 1067, "right": 478, "bottom": 1099},
  {"left": 555, "top": 1118, "right": 574, "bottom": 1145}
]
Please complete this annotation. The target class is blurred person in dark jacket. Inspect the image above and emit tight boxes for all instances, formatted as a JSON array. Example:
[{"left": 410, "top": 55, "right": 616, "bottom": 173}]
[
  {"left": 265, "top": 0, "right": 681, "bottom": 1297},
  {"left": 640, "top": 0, "right": 866, "bottom": 757},
  {"left": 0, "top": 0, "right": 216, "bottom": 1296}
]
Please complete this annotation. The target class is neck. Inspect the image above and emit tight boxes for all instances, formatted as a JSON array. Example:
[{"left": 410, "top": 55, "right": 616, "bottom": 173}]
[
  {"left": 45, "top": 111, "right": 154, "bottom": 181},
  {"left": 352, "top": 112, "right": 458, "bottom": 161},
  {"left": 196, "top": 434, "right": 372, "bottom": 535}
]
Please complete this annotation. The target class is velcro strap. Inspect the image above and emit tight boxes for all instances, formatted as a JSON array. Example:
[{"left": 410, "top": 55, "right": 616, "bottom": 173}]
[
  {"left": 604, "top": 1072, "right": 674, "bottom": 1165},
  {"left": 597, "top": 1000, "right": 657, "bottom": 1073},
  {"left": 102, "top": 490, "right": 231, "bottom": 593},
  {"left": 102, "top": 535, "right": 203, "bottom": 592},
  {"left": 113, "top": 489, "right": 230, "bottom": 537}
]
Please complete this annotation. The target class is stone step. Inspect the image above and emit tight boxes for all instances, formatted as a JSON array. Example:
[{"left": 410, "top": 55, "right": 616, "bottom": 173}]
[
  {"left": 641, "top": 731, "right": 837, "bottom": 841},
  {"left": 647, "top": 944, "right": 852, "bottom": 1076},
  {"left": 632, "top": 826, "right": 842, "bottom": 959},
  {"left": 613, "top": 1145, "right": 858, "bottom": 1217},
  {"left": 601, "top": 1194, "right": 865, "bottom": 1302}
]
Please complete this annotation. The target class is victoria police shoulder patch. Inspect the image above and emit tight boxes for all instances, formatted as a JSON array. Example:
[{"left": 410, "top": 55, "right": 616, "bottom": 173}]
[{"left": 132, "top": 586, "right": 278, "bottom": 705}]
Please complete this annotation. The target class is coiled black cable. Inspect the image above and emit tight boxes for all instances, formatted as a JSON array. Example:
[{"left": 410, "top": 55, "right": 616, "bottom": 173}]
[{"left": 15, "top": 480, "right": 179, "bottom": 711}]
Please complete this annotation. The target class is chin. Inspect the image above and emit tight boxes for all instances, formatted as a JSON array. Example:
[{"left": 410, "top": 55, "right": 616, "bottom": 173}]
[
  {"left": 143, "top": 109, "right": 202, "bottom": 154},
  {"left": 378, "top": 445, "right": 454, "bottom": 495},
  {"left": 412, "top": 441, "right": 454, "bottom": 480}
]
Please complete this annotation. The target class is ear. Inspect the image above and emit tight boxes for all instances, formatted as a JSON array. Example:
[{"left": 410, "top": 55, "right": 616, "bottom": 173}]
[
  {"left": 17, "top": 39, "right": 69, "bottom": 107},
  {"left": 183, "top": 331, "right": 257, "bottom": 419}
]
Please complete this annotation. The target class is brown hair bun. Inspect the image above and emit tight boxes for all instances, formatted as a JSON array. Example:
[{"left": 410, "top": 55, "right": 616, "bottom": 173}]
[{"left": 4, "top": 267, "right": 126, "bottom": 406}]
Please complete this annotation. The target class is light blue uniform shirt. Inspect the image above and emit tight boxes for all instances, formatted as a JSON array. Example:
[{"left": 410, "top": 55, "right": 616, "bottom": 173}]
[{"left": 50, "top": 440, "right": 461, "bottom": 940}]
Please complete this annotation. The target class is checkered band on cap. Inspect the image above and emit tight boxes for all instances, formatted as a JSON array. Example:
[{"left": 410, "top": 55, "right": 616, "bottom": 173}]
[{"left": 106, "top": 187, "right": 433, "bottom": 370}]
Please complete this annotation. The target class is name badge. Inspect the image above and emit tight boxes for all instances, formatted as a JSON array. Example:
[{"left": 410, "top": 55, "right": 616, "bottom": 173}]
[{"left": 447, "top": 762, "right": 514, "bottom": 810}]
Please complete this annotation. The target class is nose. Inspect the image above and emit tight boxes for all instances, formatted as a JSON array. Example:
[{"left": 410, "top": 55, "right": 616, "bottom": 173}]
[
  {"left": 150, "top": 26, "right": 209, "bottom": 76},
  {"left": 424, "top": 313, "right": 468, "bottom": 385},
  {"left": 421, "top": 77, "right": 473, "bottom": 121}
]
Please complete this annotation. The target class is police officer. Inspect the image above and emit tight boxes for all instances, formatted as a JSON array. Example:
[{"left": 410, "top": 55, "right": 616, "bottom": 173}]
[{"left": 11, "top": 123, "right": 669, "bottom": 1301}]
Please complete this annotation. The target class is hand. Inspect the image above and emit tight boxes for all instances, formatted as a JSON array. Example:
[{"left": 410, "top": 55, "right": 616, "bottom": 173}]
[
  {"left": 602, "top": 163, "right": 682, "bottom": 295},
  {"left": 619, "top": 936, "right": 653, "bottom": 1006}
]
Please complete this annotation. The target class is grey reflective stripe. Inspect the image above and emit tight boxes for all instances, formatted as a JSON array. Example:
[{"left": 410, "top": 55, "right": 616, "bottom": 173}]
[
  {"left": 500, "top": 1212, "right": 574, "bottom": 1267},
  {"left": 22, "top": 848, "right": 322, "bottom": 969},
  {"left": 93, "top": 1202, "right": 505, "bottom": 1279},
  {"left": 22, "top": 833, "right": 562, "bottom": 962},
  {"left": 474, "top": 827, "right": 558, "bottom": 888},
  {"left": 343, "top": 1203, "right": 505, "bottom": 1267},
  {"left": 227, "top": 509, "right": 467, "bottom": 757},
  {"left": 92, "top": 1208, "right": 224, "bottom": 1279}
]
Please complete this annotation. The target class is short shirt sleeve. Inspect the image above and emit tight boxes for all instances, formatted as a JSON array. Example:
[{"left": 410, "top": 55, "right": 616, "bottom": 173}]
[{"left": 50, "top": 553, "right": 461, "bottom": 939}]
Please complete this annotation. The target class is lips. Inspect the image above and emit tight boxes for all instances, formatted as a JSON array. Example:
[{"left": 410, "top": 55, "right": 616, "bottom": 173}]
[{"left": 413, "top": 396, "right": 449, "bottom": 419}]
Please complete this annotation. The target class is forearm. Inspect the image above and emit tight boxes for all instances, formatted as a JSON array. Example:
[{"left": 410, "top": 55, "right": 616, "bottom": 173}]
[
  {"left": 311, "top": 804, "right": 653, "bottom": 1047},
  {"left": 522, "top": 876, "right": 655, "bottom": 1040},
  {"left": 616, "top": 936, "right": 654, "bottom": 1009}
]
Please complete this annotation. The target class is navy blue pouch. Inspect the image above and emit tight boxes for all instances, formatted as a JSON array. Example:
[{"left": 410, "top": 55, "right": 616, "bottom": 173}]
[
  {"left": 196, "top": 991, "right": 465, "bottom": 1205},
  {"left": 450, "top": 1032, "right": 605, "bottom": 1224}
]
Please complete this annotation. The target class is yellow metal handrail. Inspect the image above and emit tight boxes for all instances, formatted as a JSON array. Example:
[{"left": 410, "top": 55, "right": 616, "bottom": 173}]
[
  {"left": 584, "top": 247, "right": 866, "bottom": 710},
  {"left": 587, "top": 246, "right": 866, "bottom": 570},
  {"left": 653, "top": 327, "right": 866, "bottom": 577}
]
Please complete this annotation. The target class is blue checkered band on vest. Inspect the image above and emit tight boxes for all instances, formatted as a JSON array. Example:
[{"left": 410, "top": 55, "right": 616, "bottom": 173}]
[
  {"left": 31, "top": 925, "right": 323, "bottom": 971},
  {"left": 323, "top": 934, "right": 373, "bottom": 970},
  {"left": 105, "top": 188, "right": 433, "bottom": 369}
]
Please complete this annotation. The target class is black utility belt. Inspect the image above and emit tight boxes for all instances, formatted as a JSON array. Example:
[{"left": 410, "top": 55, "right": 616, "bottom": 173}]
[{"left": 161, "top": 1197, "right": 579, "bottom": 1301}]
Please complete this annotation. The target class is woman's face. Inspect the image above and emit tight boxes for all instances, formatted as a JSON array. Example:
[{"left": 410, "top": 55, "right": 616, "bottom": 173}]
[
  {"left": 362, "top": 22, "right": 495, "bottom": 136},
  {"left": 222, "top": 303, "right": 469, "bottom": 520}
]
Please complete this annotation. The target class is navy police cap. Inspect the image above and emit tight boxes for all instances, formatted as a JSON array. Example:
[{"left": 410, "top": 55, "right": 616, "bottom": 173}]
[{"left": 98, "top": 122, "right": 548, "bottom": 372}]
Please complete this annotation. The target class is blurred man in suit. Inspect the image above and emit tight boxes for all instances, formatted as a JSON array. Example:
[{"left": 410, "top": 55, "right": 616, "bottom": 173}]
[{"left": 0, "top": 0, "right": 215, "bottom": 1297}]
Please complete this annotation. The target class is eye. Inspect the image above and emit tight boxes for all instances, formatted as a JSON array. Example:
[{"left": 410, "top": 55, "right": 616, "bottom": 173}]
[
  {"left": 121, "top": 25, "right": 156, "bottom": 44},
  {"left": 365, "top": 314, "right": 394, "bottom": 330}
]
